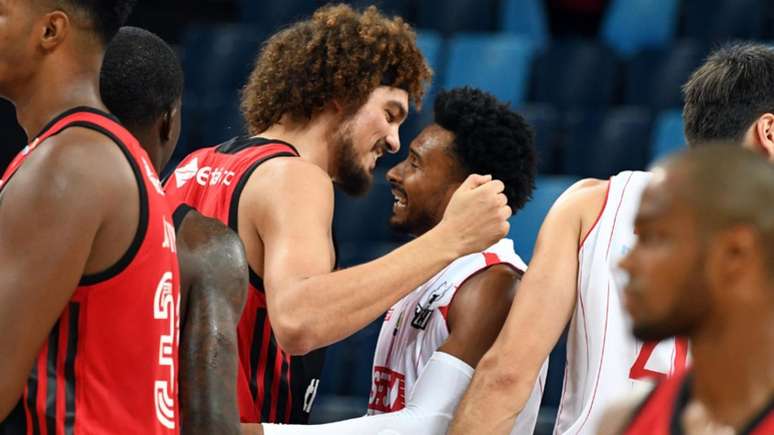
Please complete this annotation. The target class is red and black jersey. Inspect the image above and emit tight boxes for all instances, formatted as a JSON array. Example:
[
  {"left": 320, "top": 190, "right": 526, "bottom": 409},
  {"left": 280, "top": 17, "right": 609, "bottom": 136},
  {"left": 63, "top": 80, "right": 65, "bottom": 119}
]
[
  {"left": 625, "top": 370, "right": 774, "bottom": 435},
  {"left": 164, "top": 136, "right": 326, "bottom": 424},
  {"left": 0, "top": 107, "right": 181, "bottom": 434}
]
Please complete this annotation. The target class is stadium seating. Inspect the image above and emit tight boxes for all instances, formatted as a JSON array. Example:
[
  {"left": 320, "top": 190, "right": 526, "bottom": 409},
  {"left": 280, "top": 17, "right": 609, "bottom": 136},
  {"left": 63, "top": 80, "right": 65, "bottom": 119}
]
[
  {"left": 500, "top": 0, "right": 550, "bottom": 49},
  {"left": 181, "top": 24, "right": 262, "bottom": 98},
  {"left": 519, "top": 104, "right": 562, "bottom": 174},
  {"left": 416, "top": 0, "right": 499, "bottom": 34},
  {"left": 508, "top": 175, "right": 579, "bottom": 262},
  {"left": 624, "top": 39, "right": 708, "bottom": 111},
  {"left": 601, "top": 0, "right": 680, "bottom": 56},
  {"left": 199, "top": 94, "right": 247, "bottom": 148},
  {"left": 529, "top": 39, "right": 619, "bottom": 110},
  {"left": 443, "top": 34, "right": 536, "bottom": 106},
  {"left": 683, "top": 0, "right": 765, "bottom": 44},
  {"left": 562, "top": 107, "right": 653, "bottom": 179},
  {"left": 651, "top": 109, "right": 686, "bottom": 163},
  {"left": 333, "top": 174, "right": 406, "bottom": 244}
]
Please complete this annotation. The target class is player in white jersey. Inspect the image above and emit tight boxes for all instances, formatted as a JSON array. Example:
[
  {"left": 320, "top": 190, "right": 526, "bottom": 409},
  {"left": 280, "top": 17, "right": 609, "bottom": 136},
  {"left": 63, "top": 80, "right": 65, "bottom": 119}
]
[
  {"left": 449, "top": 42, "right": 774, "bottom": 435},
  {"left": 249, "top": 87, "right": 541, "bottom": 435}
]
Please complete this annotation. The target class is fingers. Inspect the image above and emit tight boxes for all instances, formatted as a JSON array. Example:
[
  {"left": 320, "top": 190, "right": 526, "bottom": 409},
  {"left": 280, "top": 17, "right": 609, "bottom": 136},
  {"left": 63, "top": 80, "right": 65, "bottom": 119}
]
[
  {"left": 475, "top": 179, "right": 505, "bottom": 195},
  {"left": 459, "top": 173, "right": 493, "bottom": 190}
]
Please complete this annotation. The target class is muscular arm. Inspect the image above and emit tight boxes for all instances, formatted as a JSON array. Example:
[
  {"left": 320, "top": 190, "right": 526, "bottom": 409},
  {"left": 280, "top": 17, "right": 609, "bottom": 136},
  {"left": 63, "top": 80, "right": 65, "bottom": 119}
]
[
  {"left": 0, "top": 138, "right": 118, "bottom": 419},
  {"left": 248, "top": 160, "right": 510, "bottom": 355},
  {"left": 178, "top": 212, "right": 248, "bottom": 435},
  {"left": 242, "top": 263, "right": 521, "bottom": 435},
  {"left": 449, "top": 180, "right": 609, "bottom": 435}
]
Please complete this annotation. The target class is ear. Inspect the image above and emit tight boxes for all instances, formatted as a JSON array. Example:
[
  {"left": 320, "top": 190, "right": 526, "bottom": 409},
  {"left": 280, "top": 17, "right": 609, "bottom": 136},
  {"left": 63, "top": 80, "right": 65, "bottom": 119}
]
[
  {"left": 706, "top": 226, "right": 761, "bottom": 293},
  {"left": 39, "top": 11, "right": 70, "bottom": 51},
  {"left": 160, "top": 107, "right": 174, "bottom": 143},
  {"left": 752, "top": 113, "right": 774, "bottom": 159}
]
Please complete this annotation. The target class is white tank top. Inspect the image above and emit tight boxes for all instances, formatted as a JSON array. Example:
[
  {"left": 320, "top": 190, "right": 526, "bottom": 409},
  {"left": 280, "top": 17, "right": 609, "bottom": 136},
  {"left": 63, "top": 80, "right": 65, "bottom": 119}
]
[
  {"left": 367, "top": 238, "right": 548, "bottom": 435},
  {"left": 553, "top": 171, "right": 690, "bottom": 435}
]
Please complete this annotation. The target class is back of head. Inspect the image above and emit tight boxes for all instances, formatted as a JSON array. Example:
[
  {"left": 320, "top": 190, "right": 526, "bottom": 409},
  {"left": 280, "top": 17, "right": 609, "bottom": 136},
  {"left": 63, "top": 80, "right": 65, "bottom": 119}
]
[
  {"left": 241, "top": 3, "right": 432, "bottom": 134},
  {"left": 100, "top": 26, "right": 183, "bottom": 128},
  {"left": 45, "top": 0, "right": 137, "bottom": 44},
  {"left": 662, "top": 145, "right": 774, "bottom": 277},
  {"left": 682, "top": 43, "right": 774, "bottom": 146},
  {"left": 434, "top": 87, "right": 537, "bottom": 212}
]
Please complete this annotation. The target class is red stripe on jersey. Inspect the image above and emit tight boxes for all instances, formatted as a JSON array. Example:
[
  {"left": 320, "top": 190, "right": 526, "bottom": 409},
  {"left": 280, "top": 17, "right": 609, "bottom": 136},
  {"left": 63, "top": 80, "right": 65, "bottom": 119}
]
[
  {"left": 23, "top": 386, "right": 32, "bottom": 435},
  {"left": 284, "top": 354, "right": 293, "bottom": 423},
  {"left": 578, "top": 179, "right": 611, "bottom": 251},
  {"left": 269, "top": 351, "right": 283, "bottom": 421},
  {"left": 55, "top": 310, "right": 70, "bottom": 435},
  {"left": 254, "top": 314, "right": 272, "bottom": 416},
  {"left": 36, "top": 345, "right": 48, "bottom": 435},
  {"left": 482, "top": 252, "right": 501, "bottom": 266}
]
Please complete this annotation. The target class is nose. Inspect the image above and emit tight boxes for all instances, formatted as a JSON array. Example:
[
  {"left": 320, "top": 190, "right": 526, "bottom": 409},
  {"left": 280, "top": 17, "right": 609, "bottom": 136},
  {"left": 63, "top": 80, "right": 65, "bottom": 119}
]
[
  {"left": 386, "top": 162, "right": 401, "bottom": 183},
  {"left": 385, "top": 126, "right": 401, "bottom": 154},
  {"left": 618, "top": 247, "right": 636, "bottom": 275}
]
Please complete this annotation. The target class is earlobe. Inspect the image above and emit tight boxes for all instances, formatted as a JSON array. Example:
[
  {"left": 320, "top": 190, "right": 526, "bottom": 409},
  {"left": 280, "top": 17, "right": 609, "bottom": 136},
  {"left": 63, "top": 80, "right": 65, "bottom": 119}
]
[
  {"left": 40, "top": 12, "right": 69, "bottom": 51},
  {"left": 160, "top": 110, "right": 173, "bottom": 142},
  {"left": 755, "top": 114, "right": 774, "bottom": 159}
]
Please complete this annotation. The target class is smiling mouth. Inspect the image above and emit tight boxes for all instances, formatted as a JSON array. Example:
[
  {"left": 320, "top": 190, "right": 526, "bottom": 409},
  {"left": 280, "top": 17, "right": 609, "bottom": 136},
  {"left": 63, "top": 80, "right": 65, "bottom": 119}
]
[{"left": 392, "top": 188, "right": 407, "bottom": 209}]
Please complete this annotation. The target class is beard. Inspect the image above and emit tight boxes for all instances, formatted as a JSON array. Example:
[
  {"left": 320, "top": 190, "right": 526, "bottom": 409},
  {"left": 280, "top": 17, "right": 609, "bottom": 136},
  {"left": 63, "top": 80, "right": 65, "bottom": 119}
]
[{"left": 331, "top": 123, "right": 372, "bottom": 197}]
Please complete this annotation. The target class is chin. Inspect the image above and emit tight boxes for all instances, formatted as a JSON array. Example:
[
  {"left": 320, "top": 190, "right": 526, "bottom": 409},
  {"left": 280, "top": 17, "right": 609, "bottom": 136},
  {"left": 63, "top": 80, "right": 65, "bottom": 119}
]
[{"left": 631, "top": 323, "right": 676, "bottom": 342}]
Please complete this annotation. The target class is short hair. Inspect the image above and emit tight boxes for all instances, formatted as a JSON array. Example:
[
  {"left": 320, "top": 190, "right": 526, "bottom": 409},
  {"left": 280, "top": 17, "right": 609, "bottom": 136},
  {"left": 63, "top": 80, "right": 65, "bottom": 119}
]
[
  {"left": 661, "top": 145, "right": 774, "bottom": 275},
  {"left": 100, "top": 26, "right": 183, "bottom": 127},
  {"left": 47, "top": 0, "right": 137, "bottom": 43},
  {"left": 241, "top": 4, "right": 432, "bottom": 135},
  {"left": 682, "top": 42, "right": 774, "bottom": 146},
  {"left": 434, "top": 87, "right": 537, "bottom": 212}
]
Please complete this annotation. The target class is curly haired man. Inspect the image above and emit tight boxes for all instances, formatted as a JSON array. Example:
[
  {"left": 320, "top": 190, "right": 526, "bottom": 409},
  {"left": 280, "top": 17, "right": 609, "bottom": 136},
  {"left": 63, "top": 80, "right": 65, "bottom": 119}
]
[{"left": 164, "top": 5, "right": 512, "bottom": 426}]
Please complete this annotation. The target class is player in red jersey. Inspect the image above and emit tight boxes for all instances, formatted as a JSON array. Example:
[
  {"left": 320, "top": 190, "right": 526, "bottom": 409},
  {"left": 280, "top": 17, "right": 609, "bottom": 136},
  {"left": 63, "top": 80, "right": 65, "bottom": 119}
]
[
  {"left": 597, "top": 145, "right": 774, "bottom": 435},
  {"left": 100, "top": 27, "right": 247, "bottom": 434},
  {"left": 165, "top": 4, "right": 511, "bottom": 425},
  {"left": 0, "top": 1, "right": 183, "bottom": 434}
]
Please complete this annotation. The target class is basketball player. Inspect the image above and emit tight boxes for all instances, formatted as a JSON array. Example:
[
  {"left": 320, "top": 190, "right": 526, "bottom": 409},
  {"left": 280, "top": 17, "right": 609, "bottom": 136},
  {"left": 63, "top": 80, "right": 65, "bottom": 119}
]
[
  {"left": 449, "top": 42, "right": 774, "bottom": 435},
  {"left": 0, "top": 1, "right": 182, "bottom": 434},
  {"left": 600, "top": 145, "right": 774, "bottom": 434},
  {"left": 100, "top": 27, "right": 247, "bottom": 434},
  {"left": 244, "top": 87, "right": 546, "bottom": 435},
  {"left": 164, "top": 4, "right": 511, "bottom": 425}
]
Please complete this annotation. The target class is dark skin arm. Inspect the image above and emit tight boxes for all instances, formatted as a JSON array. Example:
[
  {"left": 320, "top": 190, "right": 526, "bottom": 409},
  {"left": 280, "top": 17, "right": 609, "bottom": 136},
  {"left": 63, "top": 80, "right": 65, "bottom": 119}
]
[
  {"left": 241, "top": 263, "right": 522, "bottom": 435},
  {"left": 0, "top": 129, "right": 138, "bottom": 419},
  {"left": 177, "top": 210, "right": 248, "bottom": 435}
]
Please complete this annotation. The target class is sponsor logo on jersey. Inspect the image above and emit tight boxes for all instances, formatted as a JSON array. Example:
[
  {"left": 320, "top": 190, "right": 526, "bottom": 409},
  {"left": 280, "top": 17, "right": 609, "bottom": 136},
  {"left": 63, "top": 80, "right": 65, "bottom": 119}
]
[
  {"left": 173, "top": 157, "right": 237, "bottom": 189},
  {"left": 368, "top": 366, "right": 406, "bottom": 413},
  {"left": 411, "top": 281, "right": 453, "bottom": 330}
]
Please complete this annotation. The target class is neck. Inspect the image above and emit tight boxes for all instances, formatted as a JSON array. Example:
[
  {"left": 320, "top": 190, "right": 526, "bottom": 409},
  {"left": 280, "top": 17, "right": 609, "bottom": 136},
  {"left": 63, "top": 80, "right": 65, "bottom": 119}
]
[
  {"left": 255, "top": 113, "right": 338, "bottom": 175},
  {"left": 130, "top": 125, "right": 164, "bottom": 172},
  {"left": 12, "top": 50, "right": 105, "bottom": 141},
  {"left": 689, "top": 288, "right": 774, "bottom": 430}
]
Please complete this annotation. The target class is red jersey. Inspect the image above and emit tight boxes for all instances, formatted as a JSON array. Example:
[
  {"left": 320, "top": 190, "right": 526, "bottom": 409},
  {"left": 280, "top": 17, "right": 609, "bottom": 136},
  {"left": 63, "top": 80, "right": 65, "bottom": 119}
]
[
  {"left": 0, "top": 107, "right": 181, "bottom": 435},
  {"left": 625, "top": 370, "right": 774, "bottom": 435},
  {"left": 164, "top": 136, "right": 326, "bottom": 424}
]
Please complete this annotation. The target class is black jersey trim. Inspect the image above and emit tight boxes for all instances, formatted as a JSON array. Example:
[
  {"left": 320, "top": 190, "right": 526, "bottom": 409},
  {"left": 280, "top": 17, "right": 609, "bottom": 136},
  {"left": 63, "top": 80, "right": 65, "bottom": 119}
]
[
  {"left": 216, "top": 136, "right": 300, "bottom": 156},
  {"left": 0, "top": 400, "right": 27, "bottom": 433},
  {"left": 249, "top": 308, "right": 268, "bottom": 401},
  {"left": 739, "top": 394, "right": 774, "bottom": 434},
  {"left": 32, "top": 106, "right": 121, "bottom": 141},
  {"left": 173, "top": 203, "right": 194, "bottom": 231},
  {"left": 63, "top": 303, "right": 79, "bottom": 435},
  {"left": 261, "top": 333, "right": 279, "bottom": 420},
  {"left": 45, "top": 320, "right": 60, "bottom": 434},
  {"left": 72, "top": 122, "right": 149, "bottom": 286},
  {"left": 27, "top": 357, "right": 40, "bottom": 435},
  {"left": 226, "top": 140, "right": 299, "bottom": 290}
]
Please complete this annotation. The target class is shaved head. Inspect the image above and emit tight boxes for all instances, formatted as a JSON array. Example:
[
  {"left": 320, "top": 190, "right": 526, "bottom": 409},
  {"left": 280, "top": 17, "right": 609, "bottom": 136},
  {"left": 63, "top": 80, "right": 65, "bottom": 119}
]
[{"left": 657, "top": 145, "right": 774, "bottom": 276}]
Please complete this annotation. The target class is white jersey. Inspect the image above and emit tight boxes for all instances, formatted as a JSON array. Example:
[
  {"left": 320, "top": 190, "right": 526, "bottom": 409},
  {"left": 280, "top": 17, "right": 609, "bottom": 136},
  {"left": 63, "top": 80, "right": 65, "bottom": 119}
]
[
  {"left": 367, "top": 238, "right": 548, "bottom": 435},
  {"left": 554, "top": 171, "right": 689, "bottom": 435}
]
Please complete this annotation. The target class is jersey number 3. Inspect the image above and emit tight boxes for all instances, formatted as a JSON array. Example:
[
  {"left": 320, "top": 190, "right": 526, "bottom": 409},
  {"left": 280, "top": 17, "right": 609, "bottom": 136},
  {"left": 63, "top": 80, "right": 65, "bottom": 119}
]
[{"left": 629, "top": 338, "right": 689, "bottom": 381}]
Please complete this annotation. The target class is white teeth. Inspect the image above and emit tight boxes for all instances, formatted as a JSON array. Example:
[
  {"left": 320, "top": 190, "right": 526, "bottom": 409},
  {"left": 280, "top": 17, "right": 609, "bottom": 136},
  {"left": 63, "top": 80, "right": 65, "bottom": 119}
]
[{"left": 392, "top": 192, "right": 407, "bottom": 207}]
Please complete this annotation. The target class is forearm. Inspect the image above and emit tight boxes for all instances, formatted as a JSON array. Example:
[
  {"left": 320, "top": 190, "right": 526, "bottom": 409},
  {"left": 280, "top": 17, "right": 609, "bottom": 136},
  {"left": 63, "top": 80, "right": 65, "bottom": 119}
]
[
  {"left": 271, "top": 227, "right": 457, "bottom": 353},
  {"left": 448, "top": 349, "right": 535, "bottom": 435},
  {"left": 179, "top": 291, "right": 241, "bottom": 435}
]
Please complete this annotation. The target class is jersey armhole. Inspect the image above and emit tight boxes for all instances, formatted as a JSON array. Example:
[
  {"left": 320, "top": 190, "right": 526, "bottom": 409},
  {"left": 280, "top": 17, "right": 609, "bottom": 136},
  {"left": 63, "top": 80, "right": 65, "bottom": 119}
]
[
  {"left": 441, "top": 261, "right": 524, "bottom": 327},
  {"left": 578, "top": 179, "right": 612, "bottom": 251}
]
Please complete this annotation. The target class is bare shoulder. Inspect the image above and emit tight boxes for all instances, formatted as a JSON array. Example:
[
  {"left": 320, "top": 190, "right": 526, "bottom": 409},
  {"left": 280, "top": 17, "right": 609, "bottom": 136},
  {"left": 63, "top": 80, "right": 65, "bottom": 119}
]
[
  {"left": 178, "top": 210, "right": 248, "bottom": 276},
  {"left": 548, "top": 178, "right": 610, "bottom": 240},
  {"left": 454, "top": 264, "right": 522, "bottom": 306},
  {"left": 248, "top": 156, "right": 333, "bottom": 194}
]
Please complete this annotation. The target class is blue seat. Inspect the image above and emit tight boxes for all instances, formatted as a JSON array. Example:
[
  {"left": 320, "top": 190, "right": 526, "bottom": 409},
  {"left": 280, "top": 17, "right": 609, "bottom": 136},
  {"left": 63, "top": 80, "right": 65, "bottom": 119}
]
[
  {"left": 500, "top": 0, "right": 549, "bottom": 49},
  {"left": 601, "top": 0, "right": 680, "bottom": 56},
  {"left": 508, "top": 176, "right": 579, "bottom": 262},
  {"left": 651, "top": 109, "right": 686, "bottom": 163},
  {"left": 443, "top": 34, "right": 536, "bottom": 106},
  {"left": 624, "top": 40, "right": 708, "bottom": 110},
  {"left": 0, "top": 98, "right": 26, "bottom": 174},
  {"left": 562, "top": 107, "right": 653, "bottom": 179},
  {"left": 181, "top": 24, "right": 263, "bottom": 98},
  {"left": 416, "top": 0, "right": 498, "bottom": 34},
  {"left": 238, "top": 0, "right": 319, "bottom": 28},
  {"left": 530, "top": 40, "right": 619, "bottom": 110},
  {"left": 518, "top": 104, "right": 562, "bottom": 174},
  {"left": 683, "top": 0, "right": 764, "bottom": 44}
]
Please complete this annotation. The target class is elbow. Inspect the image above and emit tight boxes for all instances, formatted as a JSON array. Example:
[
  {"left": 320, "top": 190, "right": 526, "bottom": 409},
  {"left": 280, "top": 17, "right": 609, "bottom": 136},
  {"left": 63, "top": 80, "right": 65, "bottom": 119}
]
[
  {"left": 476, "top": 352, "right": 531, "bottom": 396},
  {"left": 271, "top": 314, "right": 318, "bottom": 356}
]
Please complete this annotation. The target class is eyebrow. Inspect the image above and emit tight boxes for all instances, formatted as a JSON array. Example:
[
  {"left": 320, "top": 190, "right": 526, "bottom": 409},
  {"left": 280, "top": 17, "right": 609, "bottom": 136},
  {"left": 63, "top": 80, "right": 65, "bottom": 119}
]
[
  {"left": 409, "top": 148, "right": 422, "bottom": 162},
  {"left": 386, "top": 100, "right": 408, "bottom": 122}
]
